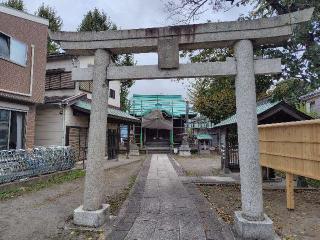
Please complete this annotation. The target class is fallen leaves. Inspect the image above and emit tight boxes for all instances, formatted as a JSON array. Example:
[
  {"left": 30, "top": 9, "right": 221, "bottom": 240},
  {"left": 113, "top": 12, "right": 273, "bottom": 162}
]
[{"left": 199, "top": 185, "right": 320, "bottom": 239}]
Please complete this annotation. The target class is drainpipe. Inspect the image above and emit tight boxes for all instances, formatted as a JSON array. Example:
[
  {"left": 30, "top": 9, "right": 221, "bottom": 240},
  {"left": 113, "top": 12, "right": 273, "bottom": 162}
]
[{"left": 59, "top": 103, "right": 66, "bottom": 146}]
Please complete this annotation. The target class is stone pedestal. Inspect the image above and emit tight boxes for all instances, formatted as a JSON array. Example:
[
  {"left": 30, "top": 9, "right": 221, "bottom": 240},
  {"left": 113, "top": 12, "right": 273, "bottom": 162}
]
[
  {"left": 74, "top": 204, "right": 110, "bottom": 228},
  {"left": 179, "top": 132, "right": 191, "bottom": 156},
  {"left": 129, "top": 144, "right": 140, "bottom": 156},
  {"left": 234, "top": 211, "right": 278, "bottom": 240},
  {"left": 179, "top": 144, "right": 191, "bottom": 156}
]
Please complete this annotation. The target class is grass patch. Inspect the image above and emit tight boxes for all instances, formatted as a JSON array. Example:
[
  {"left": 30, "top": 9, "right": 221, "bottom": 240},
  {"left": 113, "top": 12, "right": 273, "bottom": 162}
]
[
  {"left": 48, "top": 229, "right": 104, "bottom": 240},
  {"left": 0, "top": 169, "right": 85, "bottom": 201},
  {"left": 185, "top": 170, "right": 199, "bottom": 176},
  {"left": 107, "top": 175, "right": 137, "bottom": 215}
]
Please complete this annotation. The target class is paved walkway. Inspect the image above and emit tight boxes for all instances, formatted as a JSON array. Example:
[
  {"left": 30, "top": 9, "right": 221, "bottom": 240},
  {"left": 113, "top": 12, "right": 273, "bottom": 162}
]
[
  {"left": 125, "top": 154, "right": 206, "bottom": 240},
  {"left": 108, "top": 154, "right": 234, "bottom": 240}
]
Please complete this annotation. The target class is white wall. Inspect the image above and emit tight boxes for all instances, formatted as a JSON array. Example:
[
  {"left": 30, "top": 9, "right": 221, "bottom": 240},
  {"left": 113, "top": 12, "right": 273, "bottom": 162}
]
[
  {"left": 35, "top": 105, "right": 64, "bottom": 146},
  {"left": 109, "top": 81, "right": 121, "bottom": 108},
  {"left": 306, "top": 97, "right": 320, "bottom": 114},
  {"left": 64, "top": 106, "right": 89, "bottom": 128}
]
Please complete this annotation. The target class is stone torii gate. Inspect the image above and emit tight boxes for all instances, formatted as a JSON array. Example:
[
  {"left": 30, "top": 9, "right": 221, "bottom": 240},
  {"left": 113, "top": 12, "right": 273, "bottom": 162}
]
[{"left": 51, "top": 8, "right": 313, "bottom": 239}]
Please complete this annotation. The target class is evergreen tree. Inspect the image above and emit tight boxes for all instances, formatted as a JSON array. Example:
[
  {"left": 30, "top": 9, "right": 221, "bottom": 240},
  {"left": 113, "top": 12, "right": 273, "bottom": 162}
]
[
  {"left": 78, "top": 8, "right": 134, "bottom": 111},
  {"left": 78, "top": 8, "right": 116, "bottom": 32},
  {"left": 2, "top": 0, "right": 24, "bottom": 11},
  {"left": 36, "top": 3, "right": 62, "bottom": 32},
  {"left": 36, "top": 3, "right": 63, "bottom": 54},
  {"left": 118, "top": 54, "right": 135, "bottom": 111}
]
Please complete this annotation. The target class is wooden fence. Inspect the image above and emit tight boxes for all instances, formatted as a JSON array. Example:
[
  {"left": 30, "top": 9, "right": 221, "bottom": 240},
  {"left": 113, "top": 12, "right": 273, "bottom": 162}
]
[
  {"left": 220, "top": 144, "right": 240, "bottom": 171},
  {"left": 226, "top": 143, "right": 239, "bottom": 170},
  {"left": 259, "top": 119, "right": 320, "bottom": 209}
]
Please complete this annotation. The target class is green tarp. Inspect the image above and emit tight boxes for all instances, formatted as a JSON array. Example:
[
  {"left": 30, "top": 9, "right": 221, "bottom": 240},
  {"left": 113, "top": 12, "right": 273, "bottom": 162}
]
[{"left": 130, "top": 94, "right": 196, "bottom": 117}]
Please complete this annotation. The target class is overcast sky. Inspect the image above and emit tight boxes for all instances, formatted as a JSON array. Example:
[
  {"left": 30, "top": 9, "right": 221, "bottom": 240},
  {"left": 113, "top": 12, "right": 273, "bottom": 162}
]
[{"left": 23, "top": 0, "right": 252, "bottom": 99}]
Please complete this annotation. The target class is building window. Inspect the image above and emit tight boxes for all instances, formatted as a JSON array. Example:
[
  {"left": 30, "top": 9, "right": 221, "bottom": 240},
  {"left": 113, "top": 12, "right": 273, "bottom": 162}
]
[
  {"left": 45, "top": 70, "right": 75, "bottom": 90},
  {"left": 0, "top": 32, "right": 27, "bottom": 66},
  {"left": 310, "top": 101, "right": 316, "bottom": 112},
  {"left": 0, "top": 109, "right": 25, "bottom": 150},
  {"left": 0, "top": 33, "right": 10, "bottom": 59},
  {"left": 109, "top": 89, "right": 116, "bottom": 99},
  {"left": 0, "top": 110, "right": 10, "bottom": 150}
]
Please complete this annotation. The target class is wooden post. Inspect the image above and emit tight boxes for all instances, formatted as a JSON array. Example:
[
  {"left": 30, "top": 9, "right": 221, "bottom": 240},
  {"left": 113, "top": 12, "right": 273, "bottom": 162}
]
[
  {"left": 140, "top": 100, "right": 145, "bottom": 148},
  {"left": 185, "top": 100, "right": 189, "bottom": 134},
  {"left": 126, "top": 124, "right": 130, "bottom": 159},
  {"left": 286, "top": 173, "right": 295, "bottom": 210},
  {"left": 170, "top": 101, "right": 174, "bottom": 147},
  {"left": 224, "top": 128, "right": 230, "bottom": 171},
  {"left": 140, "top": 126, "right": 143, "bottom": 148}
]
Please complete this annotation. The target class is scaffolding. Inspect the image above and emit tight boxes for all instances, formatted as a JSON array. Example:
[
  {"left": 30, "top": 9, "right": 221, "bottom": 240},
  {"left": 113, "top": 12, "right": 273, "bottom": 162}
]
[{"left": 129, "top": 95, "right": 196, "bottom": 148}]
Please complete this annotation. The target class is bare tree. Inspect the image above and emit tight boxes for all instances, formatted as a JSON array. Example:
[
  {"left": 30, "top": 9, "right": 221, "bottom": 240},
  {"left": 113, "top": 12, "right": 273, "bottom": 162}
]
[
  {"left": 165, "top": 0, "right": 311, "bottom": 23},
  {"left": 164, "top": 0, "right": 239, "bottom": 23}
]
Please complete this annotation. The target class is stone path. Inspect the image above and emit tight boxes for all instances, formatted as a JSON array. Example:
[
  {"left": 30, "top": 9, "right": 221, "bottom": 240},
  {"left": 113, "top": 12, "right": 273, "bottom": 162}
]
[
  {"left": 108, "top": 154, "right": 234, "bottom": 240},
  {"left": 125, "top": 154, "right": 206, "bottom": 240}
]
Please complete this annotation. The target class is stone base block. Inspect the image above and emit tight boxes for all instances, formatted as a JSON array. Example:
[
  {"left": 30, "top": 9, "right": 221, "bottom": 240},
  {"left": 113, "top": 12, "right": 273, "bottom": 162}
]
[
  {"left": 179, "top": 150, "right": 191, "bottom": 156},
  {"left": 74, "top": 204, "right": 110, "bottom": 227},
  {"left": 234, "top": 211, "right": 278, "bottom": 240},
  {"left": 129, "top": 149, "right": 140, "bottom": 156},
  {"left": 179, "top": 145, "right": 191, "bottom": 157}
]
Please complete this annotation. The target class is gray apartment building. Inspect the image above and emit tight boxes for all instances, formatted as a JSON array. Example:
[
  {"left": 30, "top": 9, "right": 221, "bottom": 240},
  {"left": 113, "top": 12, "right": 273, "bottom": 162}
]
[{"left": 300, "top": 89, "right": 320, "bottom": 116}]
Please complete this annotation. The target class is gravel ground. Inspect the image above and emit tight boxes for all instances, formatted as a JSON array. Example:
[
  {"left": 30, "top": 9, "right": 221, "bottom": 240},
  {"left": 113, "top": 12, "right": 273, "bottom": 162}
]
[
  {"left": 173, "top": 153, "right": 221, "bottom": 176},
  {"left": 200, "top": 185, "right": 320, "bottom": 240},
  {"left": 0, "top": 158, "right": 143, "bottom": 240}
]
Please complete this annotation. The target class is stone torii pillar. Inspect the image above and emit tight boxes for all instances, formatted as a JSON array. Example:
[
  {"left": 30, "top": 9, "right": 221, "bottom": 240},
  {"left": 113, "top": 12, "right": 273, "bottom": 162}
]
[
  {"left": 234, "top": 40, "right": 274, "bottom": 239},
  {"left": 74, "top": 49, "right": 111, "bottom": 227}
]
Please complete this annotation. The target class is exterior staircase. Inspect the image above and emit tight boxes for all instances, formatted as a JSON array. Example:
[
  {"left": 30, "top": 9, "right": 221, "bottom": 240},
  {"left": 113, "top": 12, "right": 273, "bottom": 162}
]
[{"left": 145, "top": 140, "right": 171, "bottom": 154}]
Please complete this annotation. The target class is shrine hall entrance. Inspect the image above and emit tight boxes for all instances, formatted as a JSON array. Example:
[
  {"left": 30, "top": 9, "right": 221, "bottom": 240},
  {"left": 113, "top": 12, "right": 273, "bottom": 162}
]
[{"left": 145, "top": 128, "right": 170, "bottom": 144}]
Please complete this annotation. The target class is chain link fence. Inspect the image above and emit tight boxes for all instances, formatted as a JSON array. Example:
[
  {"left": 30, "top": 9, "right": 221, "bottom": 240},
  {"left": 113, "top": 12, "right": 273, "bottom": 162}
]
[{"left": 0, "top": 146, "right": 75, "bottom": 184}]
